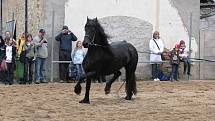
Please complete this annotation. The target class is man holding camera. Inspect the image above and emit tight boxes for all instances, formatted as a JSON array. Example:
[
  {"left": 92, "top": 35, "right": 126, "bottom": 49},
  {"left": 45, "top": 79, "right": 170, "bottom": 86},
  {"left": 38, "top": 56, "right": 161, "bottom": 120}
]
[
  {"left": 55, "top": 25, "right": 77, "bottom": 83},
  {"left": 34, "top": 29, "right": 48, "bottom": 84}
]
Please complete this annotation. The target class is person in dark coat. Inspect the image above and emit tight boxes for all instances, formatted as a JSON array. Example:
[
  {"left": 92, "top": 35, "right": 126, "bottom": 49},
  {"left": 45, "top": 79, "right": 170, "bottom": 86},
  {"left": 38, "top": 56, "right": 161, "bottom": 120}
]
[
  {"left": 0, "top": 36, "right": 6, "bottom": 82},
  {"left": 55, "top": 26, "right": 77, "bottom": 83},
  {"left": 4, "top": 38, "right": 16, "bottom": 85}
]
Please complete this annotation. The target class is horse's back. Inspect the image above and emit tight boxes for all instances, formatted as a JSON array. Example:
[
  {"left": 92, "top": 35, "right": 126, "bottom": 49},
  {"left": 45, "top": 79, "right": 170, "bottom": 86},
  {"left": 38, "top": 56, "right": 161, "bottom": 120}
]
[
  {"left": 110, "top": 40, "right": 138, "bottom": 58},
  {"left": 110, "top": 40, "right": 138, "bottom": 66}
]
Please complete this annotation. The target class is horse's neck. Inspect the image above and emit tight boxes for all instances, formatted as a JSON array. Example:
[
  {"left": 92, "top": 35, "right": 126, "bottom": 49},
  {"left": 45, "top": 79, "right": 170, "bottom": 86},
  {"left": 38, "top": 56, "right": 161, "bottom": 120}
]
[{"left": 96, "top": 34, "right": 109, "bottom": 46}]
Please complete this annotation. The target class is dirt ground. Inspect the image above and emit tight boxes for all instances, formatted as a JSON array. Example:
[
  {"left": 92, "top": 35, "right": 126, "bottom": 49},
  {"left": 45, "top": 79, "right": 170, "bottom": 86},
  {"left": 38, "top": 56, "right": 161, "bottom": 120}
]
[{"left": 0, "top": 80, "right": 215, "bottom": 121}]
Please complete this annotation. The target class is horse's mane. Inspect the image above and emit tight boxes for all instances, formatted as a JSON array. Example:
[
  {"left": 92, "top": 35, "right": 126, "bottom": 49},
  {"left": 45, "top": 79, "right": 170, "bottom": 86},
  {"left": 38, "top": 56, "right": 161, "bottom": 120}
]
[
  {"left": 95, "top": 21, "right": 109, "bottom": 39},
  {"left": 94, "top": 20, "right": 110, "bottom": 45}
]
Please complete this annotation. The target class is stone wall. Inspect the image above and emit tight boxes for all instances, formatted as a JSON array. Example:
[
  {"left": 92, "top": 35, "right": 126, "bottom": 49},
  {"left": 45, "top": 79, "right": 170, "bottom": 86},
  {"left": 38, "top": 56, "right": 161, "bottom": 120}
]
[
  {"left": 2, "top": 0, "right": 44, "bottom": 36},
  {"left": 200, "top": 16, "right": 215, "bottom": 79}
]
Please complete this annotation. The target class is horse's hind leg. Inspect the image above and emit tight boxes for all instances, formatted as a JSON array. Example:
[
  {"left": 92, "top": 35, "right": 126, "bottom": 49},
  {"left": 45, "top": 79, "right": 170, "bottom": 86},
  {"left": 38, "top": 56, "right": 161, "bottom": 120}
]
[{"left": 104, "top": 71, "right": 121, "bottom": 94}]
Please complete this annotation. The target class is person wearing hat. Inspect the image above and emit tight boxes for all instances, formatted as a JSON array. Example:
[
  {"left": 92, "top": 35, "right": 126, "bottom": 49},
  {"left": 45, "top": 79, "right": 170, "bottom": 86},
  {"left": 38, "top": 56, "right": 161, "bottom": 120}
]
[
  {"left": 55, "top": 25, "right": 77, "bottom": 83},
  {"left": 33, "top": 29, "right": 48, "bottom": 84},
  {"left": 179, "top": 40, "right": 191, "bottom": 76},
  {"left": 169, "top": 44, "right": 181, "bottom": 81}
]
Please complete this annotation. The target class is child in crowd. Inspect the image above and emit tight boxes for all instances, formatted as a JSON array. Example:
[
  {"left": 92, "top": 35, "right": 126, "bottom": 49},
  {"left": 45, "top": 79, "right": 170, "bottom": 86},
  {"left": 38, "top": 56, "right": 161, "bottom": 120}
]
[
  {"left": 72, "top": 41, "right": 85, "bottom": 81},
  {"left": 179, "top": 40, "right": 191, "bottom": 76},
  {"left": 169, "top": 44, "right": 180, "bottom": 81},
  {"left": 23, "top": 34, "right": 35, "bottom": 84},
  {"left": 5, "top": 38, "right": 16, "bottom": 85}
]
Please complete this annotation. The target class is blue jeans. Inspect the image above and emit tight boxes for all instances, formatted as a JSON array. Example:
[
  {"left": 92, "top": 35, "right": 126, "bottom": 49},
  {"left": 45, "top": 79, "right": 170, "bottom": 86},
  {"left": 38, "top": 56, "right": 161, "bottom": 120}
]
[
  {"left": 35, "top": 57, "right": 46, "bottom": 81},
  {"left": 75, "top": 64, "right": 84, "bottom": 80},
  {"left": 183, "top": 58, "right": 191, "bottom": 75},
  {"left": 151, "top": 64, "right": 160, "bottom": 79},
  {"left": 171, "top": 64, "right": 179, "bottom": 80}
]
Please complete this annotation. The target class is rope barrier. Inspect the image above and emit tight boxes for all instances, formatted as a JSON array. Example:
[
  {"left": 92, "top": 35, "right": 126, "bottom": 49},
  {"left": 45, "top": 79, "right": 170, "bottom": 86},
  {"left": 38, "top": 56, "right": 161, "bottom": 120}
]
[
  {"left": 190, "top": 58, "right": 215, "bottom": 62},
  {"left": 137, "top": 50, "right": 215, "bottom": 63}
]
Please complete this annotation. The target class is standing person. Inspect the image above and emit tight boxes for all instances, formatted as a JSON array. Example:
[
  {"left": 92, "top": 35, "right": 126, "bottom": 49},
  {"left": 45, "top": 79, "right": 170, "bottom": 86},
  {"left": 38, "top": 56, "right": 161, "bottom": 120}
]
[
  {"left": 4, "top": 31, "right": 16, "bottom": 46},
  {"left": 149, "top": 31, "right": 164, "bottom": 81},
  {"left": 23, "top": 34, "right": 35, "bottom": 84},
  {"left": 0, "top": 36, "right": 6, "bottom": 82},
  {"left": 16, "top": 32, "right": 26, "bottom": 84},
  {"left": 33, "top": 29, "right": 48, "bottom": 84},
  {"left": 72, "top": 41, "right": 85, "bottom": 81},
  {"left": 55, "top": 25, "right": 77, "bottom": 83},
  {"left": 4, "top": 38, "right": 16, "bottom": 85},
  {"left": 179, "top": 40, "right": 191, "bottom": 76},
  {"left": 169, "top": 44, "right": 180, "bottom": 81},
  {"left": 4, "top": 31, "right": 11, "bottom": 40}
]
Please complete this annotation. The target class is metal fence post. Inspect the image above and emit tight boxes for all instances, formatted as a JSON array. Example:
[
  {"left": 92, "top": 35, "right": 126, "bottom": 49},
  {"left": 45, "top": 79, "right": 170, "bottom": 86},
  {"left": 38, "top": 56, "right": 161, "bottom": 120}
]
[
  {"left": 51, "top": 10, "right": 55, "bottom": 82},
  {"left": 187, "top": 12, "right": 192, "bottom": 80},
  {"left": 0, "top": 0, "right": 2, "bottom": 35}
]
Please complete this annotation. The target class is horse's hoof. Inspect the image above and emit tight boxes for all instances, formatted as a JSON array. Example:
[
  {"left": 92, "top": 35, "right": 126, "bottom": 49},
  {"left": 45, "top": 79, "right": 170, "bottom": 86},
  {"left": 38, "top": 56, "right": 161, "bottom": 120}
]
[
  {"left": 104, "top": 86, "right": 111, "bottom": 95},
  {"left": 125, "top": 96, "right": 132, "bottom": 100},
  {"left": 74, "top": 84, "right": 82, "bottom": 95},
  {"left": 105, "top": 90, "right": 110, "bottom": 95},
  {"left": 104, "top": 83, "right": 111, "bottom": 95},
  {"left": 79, "top": 99, "right": 90, "bottom": 104}
]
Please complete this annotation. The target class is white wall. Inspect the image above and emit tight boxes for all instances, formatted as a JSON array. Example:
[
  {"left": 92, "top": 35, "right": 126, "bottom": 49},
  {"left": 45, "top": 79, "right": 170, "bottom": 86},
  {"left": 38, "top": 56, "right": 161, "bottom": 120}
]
[{"left": 65, "top": 0, "right": 197, "bottom": 53}]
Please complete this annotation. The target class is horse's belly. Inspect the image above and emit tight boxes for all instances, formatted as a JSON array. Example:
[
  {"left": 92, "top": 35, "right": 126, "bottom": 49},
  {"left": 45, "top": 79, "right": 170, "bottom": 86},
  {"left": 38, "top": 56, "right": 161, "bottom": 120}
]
[{"left": 101, "top": 64, "right": 124, "bottom": 75}]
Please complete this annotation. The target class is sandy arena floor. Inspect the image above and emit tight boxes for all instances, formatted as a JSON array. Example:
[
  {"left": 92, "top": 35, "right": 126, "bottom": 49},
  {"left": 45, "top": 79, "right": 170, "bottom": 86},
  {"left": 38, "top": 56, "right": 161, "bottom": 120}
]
[{"left": 0, "top": 80, "right": 215, "bottom": 121}]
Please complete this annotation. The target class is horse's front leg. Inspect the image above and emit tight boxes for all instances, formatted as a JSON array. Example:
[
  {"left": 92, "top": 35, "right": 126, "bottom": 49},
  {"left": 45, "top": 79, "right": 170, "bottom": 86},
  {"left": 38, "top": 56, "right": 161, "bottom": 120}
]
[
  {"left": 74, "top": 71, "right": 96, "bottom": 104},
  {"left": 105, "top": 71, "right": 121, "bottom": 94},
  {"left": 79, "top": 78, "right": 91, "bottom": 104},
  {"left": 74, "top": 74, "right": 86, "bottom": 95}
]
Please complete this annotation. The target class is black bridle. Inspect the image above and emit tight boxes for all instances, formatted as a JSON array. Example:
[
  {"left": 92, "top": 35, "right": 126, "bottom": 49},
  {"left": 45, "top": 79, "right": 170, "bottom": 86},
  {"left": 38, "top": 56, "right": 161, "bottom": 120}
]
[{"left": 84, "top": 32, "right": 106, "bottom": 48}]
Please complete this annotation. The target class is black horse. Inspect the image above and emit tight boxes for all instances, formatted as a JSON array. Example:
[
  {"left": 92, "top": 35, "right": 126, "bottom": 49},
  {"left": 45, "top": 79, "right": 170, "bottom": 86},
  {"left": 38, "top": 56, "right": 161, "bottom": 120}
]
[{"left": 74, "top": 17, "right": 138, "bottom": 104}]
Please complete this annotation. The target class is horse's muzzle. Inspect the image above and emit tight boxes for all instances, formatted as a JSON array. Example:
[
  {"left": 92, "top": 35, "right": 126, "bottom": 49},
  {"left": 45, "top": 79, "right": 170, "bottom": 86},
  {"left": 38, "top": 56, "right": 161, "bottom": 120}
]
[{"left": 83, "top": 42, "right": 89, "bottom": 48}]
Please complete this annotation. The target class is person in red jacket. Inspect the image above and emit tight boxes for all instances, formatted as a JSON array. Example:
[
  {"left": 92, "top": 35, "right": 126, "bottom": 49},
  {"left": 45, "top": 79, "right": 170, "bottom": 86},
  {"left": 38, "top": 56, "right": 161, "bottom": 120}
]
[{"left": 169, "top": 44, "right": 180, "bottom": 81}]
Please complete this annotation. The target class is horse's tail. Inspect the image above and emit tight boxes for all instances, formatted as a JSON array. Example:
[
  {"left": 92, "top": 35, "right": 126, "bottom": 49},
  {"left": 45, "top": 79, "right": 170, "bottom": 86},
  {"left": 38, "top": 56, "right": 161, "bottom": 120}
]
[
  {"left": 125, "top": 43, "right": 138, "bottom": 98},
  {"left": 131, "top": 72, "right": 137, "bottom": 95},
  {"left": 134, "top": 75, "right": 137, "bottom": 95},
  {"left": 125, "top": 67, "right": 137, "bottom": 97}
]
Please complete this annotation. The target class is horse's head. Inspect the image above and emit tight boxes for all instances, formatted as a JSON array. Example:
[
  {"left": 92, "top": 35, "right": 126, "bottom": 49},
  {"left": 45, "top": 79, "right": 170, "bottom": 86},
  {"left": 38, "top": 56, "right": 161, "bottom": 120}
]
[{"left": 83, "top": 17, "right": 109, "bottom": 48}]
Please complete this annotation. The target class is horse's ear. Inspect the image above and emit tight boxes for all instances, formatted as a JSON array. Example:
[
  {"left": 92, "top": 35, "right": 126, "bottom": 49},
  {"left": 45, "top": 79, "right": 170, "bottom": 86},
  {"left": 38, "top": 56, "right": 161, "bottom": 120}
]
[
  {"left": 93, "top": 17, "right": 98, "bottom": 22},
  {"left": 87, "top": 16, "right": 89, "bottom": 22}
]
